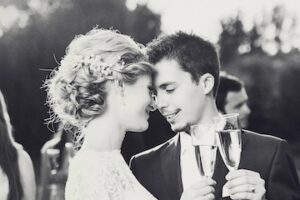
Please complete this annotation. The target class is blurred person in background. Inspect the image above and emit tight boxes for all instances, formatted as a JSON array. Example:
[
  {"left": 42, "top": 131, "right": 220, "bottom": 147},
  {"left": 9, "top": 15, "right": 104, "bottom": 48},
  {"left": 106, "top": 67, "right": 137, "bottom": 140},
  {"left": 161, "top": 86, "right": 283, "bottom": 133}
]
[
  {"left": 37, "top": 123, "right": 74, "bottom": 200},
  {"left": 216, "top": 72, "right": 251, "bottom": 128},
  {"left": 0, "top": 90, "right": 36, "bottom": 200},
  {"left": 44, "top": 28, "right": 157, "bottom": 200}
]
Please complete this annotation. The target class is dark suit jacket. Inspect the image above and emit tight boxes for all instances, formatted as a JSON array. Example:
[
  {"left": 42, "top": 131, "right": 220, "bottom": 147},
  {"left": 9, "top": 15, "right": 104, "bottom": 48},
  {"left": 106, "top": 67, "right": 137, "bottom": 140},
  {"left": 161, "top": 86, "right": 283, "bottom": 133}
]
[{"left": 130, "top": 130, "right": 300, "bottom": 200}]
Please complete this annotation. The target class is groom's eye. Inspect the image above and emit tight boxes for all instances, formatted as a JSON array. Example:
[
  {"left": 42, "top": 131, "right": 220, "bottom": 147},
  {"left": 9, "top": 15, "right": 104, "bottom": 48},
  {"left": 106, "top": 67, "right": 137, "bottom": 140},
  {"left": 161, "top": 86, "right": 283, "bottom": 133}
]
[
  {"left": 166, "top": 89, "right": 174, "bottom": 93},
  {"left": 165, "top": 86, "right": 175, "bottom": 93}
]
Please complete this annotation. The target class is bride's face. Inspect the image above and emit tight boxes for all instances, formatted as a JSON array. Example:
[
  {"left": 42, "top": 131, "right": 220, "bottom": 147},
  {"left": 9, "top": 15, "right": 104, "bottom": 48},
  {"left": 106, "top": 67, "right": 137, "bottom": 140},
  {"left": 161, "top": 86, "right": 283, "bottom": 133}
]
[{"left": 119, "top": 75, "right": 154, "bottom": 132}]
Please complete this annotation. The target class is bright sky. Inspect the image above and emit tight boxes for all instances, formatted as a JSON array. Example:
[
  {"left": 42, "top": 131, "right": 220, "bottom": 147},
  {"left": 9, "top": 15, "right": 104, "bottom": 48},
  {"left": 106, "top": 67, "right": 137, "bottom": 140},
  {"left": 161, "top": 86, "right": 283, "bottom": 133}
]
[
  {"left": 1, "top": 0, "right": 299, "bottom": 52},
  {"left": 127, "top": 0, "right": 300, "bottom": 45}
]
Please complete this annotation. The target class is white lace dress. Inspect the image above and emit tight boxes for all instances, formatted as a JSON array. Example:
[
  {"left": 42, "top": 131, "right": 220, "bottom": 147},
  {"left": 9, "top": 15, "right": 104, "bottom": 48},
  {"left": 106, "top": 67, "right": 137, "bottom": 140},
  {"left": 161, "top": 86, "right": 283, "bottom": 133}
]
[
  {"left": 0, "top": 167, "right": 9, "bottom": 200},
  {"left": 65, "top": 150, "right": 157, "bottom": 200}
]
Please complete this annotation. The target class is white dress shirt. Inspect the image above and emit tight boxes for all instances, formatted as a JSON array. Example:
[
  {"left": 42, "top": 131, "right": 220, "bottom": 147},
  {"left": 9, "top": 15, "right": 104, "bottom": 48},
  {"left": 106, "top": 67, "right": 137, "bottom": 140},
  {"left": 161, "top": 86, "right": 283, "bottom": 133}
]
[{"left": 180, "top": 132, "right": 201, "bottom": 191}]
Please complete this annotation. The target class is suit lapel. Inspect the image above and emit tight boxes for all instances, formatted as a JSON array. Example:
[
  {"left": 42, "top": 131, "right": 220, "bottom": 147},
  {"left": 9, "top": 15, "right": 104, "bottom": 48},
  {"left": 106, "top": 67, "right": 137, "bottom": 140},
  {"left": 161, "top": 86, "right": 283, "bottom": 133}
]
[{"left": 160, "top": 134, "right": 183, "bottom": 200}]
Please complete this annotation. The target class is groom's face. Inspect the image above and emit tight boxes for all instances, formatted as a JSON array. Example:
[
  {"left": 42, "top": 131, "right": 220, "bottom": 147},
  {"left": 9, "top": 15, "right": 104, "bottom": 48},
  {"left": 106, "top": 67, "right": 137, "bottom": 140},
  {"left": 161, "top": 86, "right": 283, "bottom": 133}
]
[{"left": 154, "top": 58, "right": 207, "bottom": 132}]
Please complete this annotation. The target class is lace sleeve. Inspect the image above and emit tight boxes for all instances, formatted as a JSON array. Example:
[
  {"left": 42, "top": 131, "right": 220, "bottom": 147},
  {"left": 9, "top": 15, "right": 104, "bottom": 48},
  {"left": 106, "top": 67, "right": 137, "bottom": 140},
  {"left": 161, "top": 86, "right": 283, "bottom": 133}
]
[
  {"left": 65, "top": 151, "right": 157, "bottom": 200},
  {"left": 65, "top": 155, "right": 110, "bottom": 200}
]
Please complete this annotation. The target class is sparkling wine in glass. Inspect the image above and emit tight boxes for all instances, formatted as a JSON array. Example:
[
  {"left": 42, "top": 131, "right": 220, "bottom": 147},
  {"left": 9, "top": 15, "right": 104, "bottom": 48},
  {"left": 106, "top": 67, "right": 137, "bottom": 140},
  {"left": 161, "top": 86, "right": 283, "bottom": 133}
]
[
  {"left": 214, "top": 113, "right": 242, "bottom": 197},
  {"left": 214, "top": 113, "right": 242, "bottom": 171},
  {"left": 190, "top": 124, "right": 217, "bottom": 177}
]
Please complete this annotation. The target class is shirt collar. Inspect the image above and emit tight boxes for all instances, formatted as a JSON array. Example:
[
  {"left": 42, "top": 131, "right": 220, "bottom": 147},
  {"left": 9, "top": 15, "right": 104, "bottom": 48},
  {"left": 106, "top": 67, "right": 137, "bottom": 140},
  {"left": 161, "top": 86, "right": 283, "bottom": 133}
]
[{"left": 180, "top": 132, "right": 193, "bottom": 156}]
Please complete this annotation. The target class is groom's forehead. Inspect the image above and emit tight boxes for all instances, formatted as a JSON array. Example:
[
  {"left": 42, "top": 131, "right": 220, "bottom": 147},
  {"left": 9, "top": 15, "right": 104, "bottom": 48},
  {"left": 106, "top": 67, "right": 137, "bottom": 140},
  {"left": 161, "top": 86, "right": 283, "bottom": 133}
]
[
  {"left": 153, "top": 59, "right": 186, "bottom": 83},
  {"left": 153, "top": 70, "right": 194, "bottom": 91},
  {"left": 153, "top": 70, "right": 178, "bottom": 89}
]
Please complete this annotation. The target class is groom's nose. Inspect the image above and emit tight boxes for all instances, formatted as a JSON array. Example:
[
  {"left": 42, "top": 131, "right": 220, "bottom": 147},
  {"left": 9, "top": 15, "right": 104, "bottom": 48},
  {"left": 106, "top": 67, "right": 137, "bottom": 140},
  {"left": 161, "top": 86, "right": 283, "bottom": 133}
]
[{"left": 155, "top": 93, "right": 168, "bottom": 111}]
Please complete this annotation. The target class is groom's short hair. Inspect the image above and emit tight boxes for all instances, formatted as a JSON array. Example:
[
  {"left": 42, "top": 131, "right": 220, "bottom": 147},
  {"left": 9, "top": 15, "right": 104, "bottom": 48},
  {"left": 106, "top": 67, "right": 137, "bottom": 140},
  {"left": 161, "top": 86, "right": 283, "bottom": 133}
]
[{"left": 146, "top": 31, "right": 221, "bottom": 97}]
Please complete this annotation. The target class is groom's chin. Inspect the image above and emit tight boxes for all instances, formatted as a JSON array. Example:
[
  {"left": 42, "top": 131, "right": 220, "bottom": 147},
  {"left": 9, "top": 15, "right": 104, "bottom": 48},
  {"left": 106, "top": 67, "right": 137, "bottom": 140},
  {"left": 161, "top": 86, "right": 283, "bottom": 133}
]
[{"left": 170, "top": 123, "right": 187, "bottom": 133}]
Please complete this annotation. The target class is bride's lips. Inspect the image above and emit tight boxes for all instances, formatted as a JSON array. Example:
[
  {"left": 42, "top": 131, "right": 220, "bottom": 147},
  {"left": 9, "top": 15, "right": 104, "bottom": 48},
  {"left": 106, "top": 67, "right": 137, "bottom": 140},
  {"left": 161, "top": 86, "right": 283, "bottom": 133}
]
[{"left": 144, "top": 109, "right": 150, "bottom": 119}]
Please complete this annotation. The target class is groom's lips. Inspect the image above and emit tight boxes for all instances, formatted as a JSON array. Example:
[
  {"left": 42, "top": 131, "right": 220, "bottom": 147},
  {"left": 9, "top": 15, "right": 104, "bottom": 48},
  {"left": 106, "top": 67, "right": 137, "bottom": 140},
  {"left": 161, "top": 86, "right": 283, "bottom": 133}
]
[{"left": 163, "top": 110, "right": 180, "bottom": 123}]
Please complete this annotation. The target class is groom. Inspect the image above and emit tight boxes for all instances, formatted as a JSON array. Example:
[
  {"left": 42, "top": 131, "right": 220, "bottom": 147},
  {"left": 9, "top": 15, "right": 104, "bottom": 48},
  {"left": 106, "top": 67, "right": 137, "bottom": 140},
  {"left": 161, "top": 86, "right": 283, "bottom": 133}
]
[{"left": 130, "top": 32, "right": 300, "bottom": 200}]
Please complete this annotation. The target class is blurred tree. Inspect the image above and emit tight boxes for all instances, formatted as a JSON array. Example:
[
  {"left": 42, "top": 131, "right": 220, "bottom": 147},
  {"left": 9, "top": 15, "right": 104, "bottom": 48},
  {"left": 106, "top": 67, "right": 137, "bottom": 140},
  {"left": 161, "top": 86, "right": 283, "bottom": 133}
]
[
  {"left": 0, "top": 0, "right": 161, "bottom": 161},
  {"left": 218, "top": 14, "right": 247, "bottom": 65},
  {"left": 247, "top": 24, "right": 264, "bottom": 54},
  {"left": 218, "top": 5, "right": 299, "bottom": 65},
  {"left": 128, "top": 4, "right": 161, "bottom": 45},
  {"left": 270, "top": 5, "right": 298, "bottom": 54}
]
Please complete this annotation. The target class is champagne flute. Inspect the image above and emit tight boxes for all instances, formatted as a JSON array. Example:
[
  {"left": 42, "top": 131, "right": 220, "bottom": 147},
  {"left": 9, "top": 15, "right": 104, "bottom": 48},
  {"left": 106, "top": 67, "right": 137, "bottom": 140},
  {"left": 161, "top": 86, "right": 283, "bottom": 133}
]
[
  {"left": 214, "top": 113, "right": 242, "bottom": 171},
  {"left": 46, "top": 149, "right": 62, "bottom": 200},
  {"left": 190, "top": 124, "right": 217, "bottom": 177},
  {"left": 214, "top": 113, "right": 242, "bottom": 198},
  {"left": 46, "top": 149, "right": 60, "bottom": 176}
]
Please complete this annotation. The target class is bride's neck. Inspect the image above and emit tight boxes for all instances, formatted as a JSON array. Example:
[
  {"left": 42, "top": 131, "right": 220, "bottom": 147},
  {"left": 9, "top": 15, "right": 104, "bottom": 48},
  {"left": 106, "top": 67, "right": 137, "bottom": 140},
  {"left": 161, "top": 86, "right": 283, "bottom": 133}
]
[{"left": 80, "top": 113, "right": 125, "bottom": 152}]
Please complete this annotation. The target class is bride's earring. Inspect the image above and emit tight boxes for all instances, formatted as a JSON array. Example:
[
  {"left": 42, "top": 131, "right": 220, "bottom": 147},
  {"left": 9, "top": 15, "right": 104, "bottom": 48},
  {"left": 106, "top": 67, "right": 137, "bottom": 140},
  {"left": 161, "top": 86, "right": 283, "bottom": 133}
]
[
  {"left": 121, "top": 87, "right": 126, "bottom": 106},
  {"left": 115, "top": 80, "right": 125, "bottom": 106}
]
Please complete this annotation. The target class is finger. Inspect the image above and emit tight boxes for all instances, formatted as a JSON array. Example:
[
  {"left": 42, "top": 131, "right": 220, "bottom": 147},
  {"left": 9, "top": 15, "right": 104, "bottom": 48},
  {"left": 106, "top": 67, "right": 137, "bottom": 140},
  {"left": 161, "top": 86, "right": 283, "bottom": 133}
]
[
  {"left": 199, "top": 186, "right": 215, "bottom": 196},
  {"left": 228, "top": 182, "right": 266, "bottom": 200},
  {"left": 226, "top": 169, "right": 260, "bottom": 180},
  {"left": 190, "top": 177, "right": 216, "bottom": 189},
  {"left": 228, "top": 184, "right": 255, "bottom": 195},
  {"left": 255, "top": 186, "right": 266, "bottom": 198},
  {"left": 230, "top": 192, "right": 255, "bottom": 200},
  {"left": 203, "top": 193, "right": 215, "bottom": 200},
  {"left": 227, "top": 176, "right": 260, "bottom": 188},
  {"left": 192, "top": 193, "right": 215, "bottom": 200}
]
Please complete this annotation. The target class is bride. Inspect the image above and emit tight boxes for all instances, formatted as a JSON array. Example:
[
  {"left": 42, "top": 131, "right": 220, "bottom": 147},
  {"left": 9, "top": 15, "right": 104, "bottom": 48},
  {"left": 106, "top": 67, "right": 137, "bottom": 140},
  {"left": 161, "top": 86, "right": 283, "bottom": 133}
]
[{"left": 44, "top": 28, "right": 157, "bottom": 200}]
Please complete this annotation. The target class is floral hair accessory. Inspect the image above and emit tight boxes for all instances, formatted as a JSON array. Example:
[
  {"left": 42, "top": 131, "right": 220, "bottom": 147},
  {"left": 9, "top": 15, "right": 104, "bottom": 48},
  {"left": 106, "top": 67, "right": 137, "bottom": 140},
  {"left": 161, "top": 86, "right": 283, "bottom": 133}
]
[{"left": 72, "top": 55, "right": 122, "bottom": 81}]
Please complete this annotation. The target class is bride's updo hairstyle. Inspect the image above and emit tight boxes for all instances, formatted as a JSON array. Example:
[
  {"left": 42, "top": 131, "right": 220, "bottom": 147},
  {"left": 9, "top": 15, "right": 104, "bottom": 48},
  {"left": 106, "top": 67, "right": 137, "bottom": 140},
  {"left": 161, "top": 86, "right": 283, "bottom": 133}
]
[{"left": 44, "top": 29, "right": 154, "bottom": 133}]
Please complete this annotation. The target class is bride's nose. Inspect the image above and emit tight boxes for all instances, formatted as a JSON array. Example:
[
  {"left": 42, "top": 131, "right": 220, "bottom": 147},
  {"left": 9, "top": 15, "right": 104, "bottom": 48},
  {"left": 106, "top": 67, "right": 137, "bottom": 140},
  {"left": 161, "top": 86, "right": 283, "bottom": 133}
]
[{"left": 148, "top": 93, "right": 157, "bottom": 112}]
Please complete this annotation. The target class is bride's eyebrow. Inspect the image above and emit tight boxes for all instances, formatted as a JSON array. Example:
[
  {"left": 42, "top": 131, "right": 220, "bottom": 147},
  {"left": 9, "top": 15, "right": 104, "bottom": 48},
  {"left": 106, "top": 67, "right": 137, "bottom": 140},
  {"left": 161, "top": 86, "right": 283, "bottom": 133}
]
[{"left": 148, "top": 85, "right": 154, "bottom": 90}]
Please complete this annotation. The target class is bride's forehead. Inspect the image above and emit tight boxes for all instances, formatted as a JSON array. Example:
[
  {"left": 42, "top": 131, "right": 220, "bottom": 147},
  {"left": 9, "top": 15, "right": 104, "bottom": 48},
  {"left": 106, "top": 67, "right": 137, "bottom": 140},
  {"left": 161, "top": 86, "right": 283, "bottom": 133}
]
[{"left": 125, "top": 76, "right": 152, "bottom": 90}]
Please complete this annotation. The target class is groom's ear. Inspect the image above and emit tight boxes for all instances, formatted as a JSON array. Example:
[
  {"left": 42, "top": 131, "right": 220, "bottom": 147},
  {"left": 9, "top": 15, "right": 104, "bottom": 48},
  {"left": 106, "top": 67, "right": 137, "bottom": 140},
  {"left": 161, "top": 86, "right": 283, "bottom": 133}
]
[{"left": 199, "top": 73, "right": 215, "bottom": 95}]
